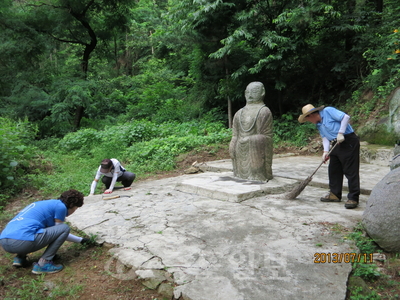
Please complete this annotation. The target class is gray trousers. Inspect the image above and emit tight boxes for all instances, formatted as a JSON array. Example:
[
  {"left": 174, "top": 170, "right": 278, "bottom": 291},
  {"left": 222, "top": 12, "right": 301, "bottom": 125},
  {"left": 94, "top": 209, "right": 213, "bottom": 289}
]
[{"left": 0, "top": 223, "right": 70, "bottom": 261}]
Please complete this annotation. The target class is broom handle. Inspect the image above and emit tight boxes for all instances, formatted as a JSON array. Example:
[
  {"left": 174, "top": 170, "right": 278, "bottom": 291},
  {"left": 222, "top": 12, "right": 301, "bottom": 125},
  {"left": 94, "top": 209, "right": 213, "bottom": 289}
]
[{"left": 308, "top": 141, "right": 339, "bottom": 178}]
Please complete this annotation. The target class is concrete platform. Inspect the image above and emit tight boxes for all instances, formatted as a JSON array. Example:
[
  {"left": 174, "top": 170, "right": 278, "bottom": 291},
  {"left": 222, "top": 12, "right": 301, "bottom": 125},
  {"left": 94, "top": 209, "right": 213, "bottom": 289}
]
[
  {"left": 67, "top": 155, "right": 391, "bottom": 300},
  {"left": 178, "top": 155, "right": 389, "bottom": 201},
  {"left": 175, "top": 173, "right": 296, "bottom": 202}
]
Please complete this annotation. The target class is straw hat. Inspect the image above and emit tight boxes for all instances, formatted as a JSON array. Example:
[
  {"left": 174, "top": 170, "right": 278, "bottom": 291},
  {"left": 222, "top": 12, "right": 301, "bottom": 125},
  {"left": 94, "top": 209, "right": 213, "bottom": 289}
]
[{"left": 298, "top": 104, "right": 325, "bottom": 123}]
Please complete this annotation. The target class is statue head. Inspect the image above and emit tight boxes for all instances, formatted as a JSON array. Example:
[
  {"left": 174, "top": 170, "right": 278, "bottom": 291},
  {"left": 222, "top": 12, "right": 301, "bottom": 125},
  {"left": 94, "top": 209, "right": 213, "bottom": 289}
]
[{"left": 245, "top": 82, "right": 265, "bottom": 104}]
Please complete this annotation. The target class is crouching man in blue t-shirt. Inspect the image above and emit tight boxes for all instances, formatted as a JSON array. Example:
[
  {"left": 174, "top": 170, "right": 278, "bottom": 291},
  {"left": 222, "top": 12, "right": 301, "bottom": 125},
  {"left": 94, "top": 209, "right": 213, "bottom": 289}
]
[{"left": 0, "top": 189, "right": 92, "bottom": 274}]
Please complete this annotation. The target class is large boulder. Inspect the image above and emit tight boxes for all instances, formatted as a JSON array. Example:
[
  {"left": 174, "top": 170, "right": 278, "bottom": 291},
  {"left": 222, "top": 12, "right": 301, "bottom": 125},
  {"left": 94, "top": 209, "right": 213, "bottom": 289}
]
[
  {"left": 390, "top": 144, "right": 400, "bottom": 170},
  {"left": 389, "top": 88, "right": 400, "bottom": 136},
  {"left": 363, "top": 166, "right": 400, "bottom": 252}
]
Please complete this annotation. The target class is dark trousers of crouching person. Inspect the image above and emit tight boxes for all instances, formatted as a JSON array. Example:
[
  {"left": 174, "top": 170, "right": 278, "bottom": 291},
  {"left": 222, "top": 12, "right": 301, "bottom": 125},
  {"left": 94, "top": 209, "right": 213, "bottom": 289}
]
[{"left": 102, "top": 171, "right": 136, "bottom": 189}]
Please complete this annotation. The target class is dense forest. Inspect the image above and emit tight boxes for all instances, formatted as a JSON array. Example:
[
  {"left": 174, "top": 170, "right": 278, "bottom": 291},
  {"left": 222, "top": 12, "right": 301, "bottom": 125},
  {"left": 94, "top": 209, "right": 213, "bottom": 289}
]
[
  {"left": 0, "top": 0, "right": 399, "bottom": 201},
  {"left": 1, "top": 0, "right": 399, "bottom": 134}
]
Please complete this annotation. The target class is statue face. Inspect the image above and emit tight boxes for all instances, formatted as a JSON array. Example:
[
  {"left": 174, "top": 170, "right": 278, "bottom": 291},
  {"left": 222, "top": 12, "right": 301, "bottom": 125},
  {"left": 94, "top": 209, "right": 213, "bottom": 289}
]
[{"left": 245, "top": 82, "right": 265, "bottom": 103}]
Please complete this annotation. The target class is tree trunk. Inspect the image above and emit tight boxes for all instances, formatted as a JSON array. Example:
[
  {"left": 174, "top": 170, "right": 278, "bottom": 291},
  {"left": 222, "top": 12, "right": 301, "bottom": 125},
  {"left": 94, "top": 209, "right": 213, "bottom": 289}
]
[
  {"left": 70, "top": 3, "right": 97, "bottom": 130},
  {"left": 74, "top": 106, "right": 84, "bottom": 131},
  {"left": 375, "top": 0, "right": 383, "bottom": 12},
  {"left": 228, "top": 96, "right": 232, "bottom": 128},
  {"left": 225, "top": 61, "right": 232, "bottom": 128}
]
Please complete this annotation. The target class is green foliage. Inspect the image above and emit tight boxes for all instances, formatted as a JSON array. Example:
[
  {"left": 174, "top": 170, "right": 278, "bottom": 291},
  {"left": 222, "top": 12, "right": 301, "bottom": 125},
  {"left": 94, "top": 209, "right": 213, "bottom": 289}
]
[
  {"left": 122, "top": 58, "right": 202, "bottom": 123},
  {"left": 4, "top": 273, "right": 84, "bottom": 299},
  {"left": 117, "top": 121, "right": 230, "bottom": 175},
  {"left": 1, "top": 0, "right": 399, "bottom": 140},
  {"left": 39, "top": 77, "right": 135, "bottom": 136},
  {"left": 104, "top": 121, "right": 159, "bottom": 145},
  {"left": 57, "top": 120, "right": 159, "bottom": 154},
  {"left": 352, "top": 263, "right": 381, "bottom": 281},
  {"left": 359, "top": 126, "right": 399, "bottom": 146},
  {"left": 57, "top": 120, "right": 229, "bottom": 154},
  {"left": 0, "top": 117, "right": 38, "bottom": 206},
  {"left": 346, "top": 90, "right": 378, "bottom": 125},
  {"left": 0, "top": 0, "right": 399, "bottom": 197},
  {"left": 57, "top": 128, "right": 102, "bottom": 153},
  {"left": 122, "top": 128, "right": 230, "bottom": 173},
  {"left": 30, "top": 113, "right": 340, "bottom": 196},
  {"left": 8, "top": 275, "right": 46, "bottom": 300},
  {"left": 349, "top": 286, "right": 381, "bottom": 300},
  {"left": 361, "top": 24, "right": 400, "bottom": 98},
  {"left": 28, "top": 120, "right": 231, "bottom": 196},
  {"left": 26, "top": 153, "right": 96, "bottom": 197},
  {"left": 344, "top": 90, "right": 397, "bottom": 145},
  {"left": 0, "top": 0, "right": 141, "bottom": 137},
  {"left": 273, "top": 113, "right": 317, "bottom": 147},
  {"left": 167, "top": 0, "right": 378, "bottom": 113},
  {"left": 74, "top": 233, "right": 99, "bottom": 250},
  {"left": 348, "top": 223, "right": 378, "bottom": 254}
]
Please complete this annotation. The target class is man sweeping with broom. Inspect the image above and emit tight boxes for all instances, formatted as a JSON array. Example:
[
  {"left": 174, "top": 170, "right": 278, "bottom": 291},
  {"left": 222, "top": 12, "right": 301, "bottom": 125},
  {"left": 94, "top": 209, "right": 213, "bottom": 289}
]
[{"left": 298, "top": 104, "right": 360, "bottom": 209}]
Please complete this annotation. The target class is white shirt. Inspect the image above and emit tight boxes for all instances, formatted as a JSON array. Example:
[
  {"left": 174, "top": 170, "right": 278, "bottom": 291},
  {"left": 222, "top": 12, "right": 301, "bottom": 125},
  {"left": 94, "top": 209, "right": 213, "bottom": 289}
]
[{"left": 90, "top": 158, "right": 125, "bottom": 194}]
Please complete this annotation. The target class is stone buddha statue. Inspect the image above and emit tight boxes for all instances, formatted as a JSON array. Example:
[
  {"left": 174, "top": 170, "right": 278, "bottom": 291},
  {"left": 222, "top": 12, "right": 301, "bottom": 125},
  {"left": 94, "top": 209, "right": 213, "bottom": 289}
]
[{"left": 229, "top": 81, "right": 273, "bottom": 181}]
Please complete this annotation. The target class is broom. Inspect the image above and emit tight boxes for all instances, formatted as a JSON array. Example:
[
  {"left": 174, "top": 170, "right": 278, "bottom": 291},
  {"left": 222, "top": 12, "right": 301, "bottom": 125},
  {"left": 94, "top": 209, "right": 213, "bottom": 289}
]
[{"left": 283, "top": 142, "right": 339, "bottom": 200}]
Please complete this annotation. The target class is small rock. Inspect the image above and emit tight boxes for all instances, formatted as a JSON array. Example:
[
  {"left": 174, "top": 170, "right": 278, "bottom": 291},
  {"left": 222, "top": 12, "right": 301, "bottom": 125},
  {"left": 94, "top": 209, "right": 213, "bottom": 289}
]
[
  {"left": 377, "top": 267, "right": 386, "bottom": 273},
  {"left": 373, "top": 253, "right": 386, "bottom": 262},
  {"left": 184, "top": 166, "right": 203, "bottom": 174},
  {"left": 158, "top": 282, "right": 174, "bottom": 298},
  {"left": 102, "top": 242, "right": 115, "bottom": 249},
  {"left": 136, "top": 269, "right": 168, "bottom": 290},
  {"left": 43, "top": 280, "right": 57, "bottom": 291},
  {"left": 347, "top": 276, "right": 370, "bottom": 296}
]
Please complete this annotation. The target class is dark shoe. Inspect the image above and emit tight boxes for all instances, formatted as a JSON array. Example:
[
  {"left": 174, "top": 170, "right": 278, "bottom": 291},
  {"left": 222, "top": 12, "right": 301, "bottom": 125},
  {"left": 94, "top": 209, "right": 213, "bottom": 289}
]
[
  {"left": 345, "top": 200, "right": 358, "bottom": 209},
  {"left": 13, "top": 256, "right": 28, "bottom": 267},
  {"left": 32, "top": 261, "right": 63, "bottom": 274},
  {"left": 320, "top": 192, "right": 341, "bottom": 202}
]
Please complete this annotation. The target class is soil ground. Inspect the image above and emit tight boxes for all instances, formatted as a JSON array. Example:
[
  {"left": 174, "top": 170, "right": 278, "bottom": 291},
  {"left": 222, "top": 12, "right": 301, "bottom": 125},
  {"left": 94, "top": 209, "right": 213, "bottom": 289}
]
[{"left": 1, "top": 146, "right": 399, "bottom": 299}]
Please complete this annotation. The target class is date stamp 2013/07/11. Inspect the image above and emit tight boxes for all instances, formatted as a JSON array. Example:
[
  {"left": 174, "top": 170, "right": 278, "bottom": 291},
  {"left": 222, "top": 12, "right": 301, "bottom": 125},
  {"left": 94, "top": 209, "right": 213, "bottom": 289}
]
[{"left": 314, "top": 253, "right": 374, "bottom": 263}]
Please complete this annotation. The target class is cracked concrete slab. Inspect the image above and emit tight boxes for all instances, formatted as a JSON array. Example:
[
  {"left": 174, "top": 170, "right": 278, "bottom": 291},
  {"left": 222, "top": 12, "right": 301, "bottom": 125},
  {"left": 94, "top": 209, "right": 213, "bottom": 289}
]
[{"left": 67, "top": 155, "right": 390, "bottom": 300}]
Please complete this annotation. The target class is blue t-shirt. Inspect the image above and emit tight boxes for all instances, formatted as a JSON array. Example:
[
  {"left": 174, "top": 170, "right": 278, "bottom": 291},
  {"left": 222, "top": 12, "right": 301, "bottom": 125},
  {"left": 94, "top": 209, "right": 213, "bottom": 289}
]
[
  {"left": 0, "top": 200, "right": 67, "bottom": 241},
  {"left": 316, "top": 107, "right": 354, "bottom": 141}
]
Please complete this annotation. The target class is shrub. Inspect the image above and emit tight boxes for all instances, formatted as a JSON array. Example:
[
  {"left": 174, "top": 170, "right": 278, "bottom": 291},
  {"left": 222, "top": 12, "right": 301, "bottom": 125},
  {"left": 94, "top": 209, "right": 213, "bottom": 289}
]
[
  {"left": 121, "top": 122, "right": 231, "bottom": 174},
  {"left": 25, "top": 120, "right": 231, "bottom": 196},
  {"left": 352, "top": 263, "right": 381, "bottom": 281},
  {"left": 57, "top": 128, "right": 102, "bottom": 153},
  {"left": 0, "top": 117, "right": 38, "bottom": 207},
  {"left": 348, "top": 223, "right": 379, "bottom": 254},
  {"left": 98, "top": 120, "right": 159, "bottom": 147},
  {"left": 349, "top": 286, "right": 381, "bottom": 300},
  {"left": 57, "top": 121, "right": 160, "bottom": 154},
  {"left": 273, "top": 113, "right": 317, "bottom": 147}
]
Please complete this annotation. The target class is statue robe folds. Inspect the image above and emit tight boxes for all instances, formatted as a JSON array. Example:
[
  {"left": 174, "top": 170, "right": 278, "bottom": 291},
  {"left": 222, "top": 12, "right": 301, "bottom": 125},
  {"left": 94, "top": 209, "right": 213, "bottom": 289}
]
[{"left": 229, "top": 105, "right": 273, "bottom": 182}]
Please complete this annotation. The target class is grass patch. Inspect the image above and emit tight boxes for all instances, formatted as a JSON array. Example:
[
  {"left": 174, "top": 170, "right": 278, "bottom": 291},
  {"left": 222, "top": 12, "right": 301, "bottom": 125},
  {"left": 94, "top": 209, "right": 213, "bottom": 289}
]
[{"left": 345, "top": 222, "right": 400, "bottom": 300}]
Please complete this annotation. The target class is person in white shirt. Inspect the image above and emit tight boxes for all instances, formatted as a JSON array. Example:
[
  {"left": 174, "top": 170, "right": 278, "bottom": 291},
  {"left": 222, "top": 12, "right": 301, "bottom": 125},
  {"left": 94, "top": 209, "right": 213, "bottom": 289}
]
[{"left": 89, "top": 158, "right": 136, "bottom": 195}]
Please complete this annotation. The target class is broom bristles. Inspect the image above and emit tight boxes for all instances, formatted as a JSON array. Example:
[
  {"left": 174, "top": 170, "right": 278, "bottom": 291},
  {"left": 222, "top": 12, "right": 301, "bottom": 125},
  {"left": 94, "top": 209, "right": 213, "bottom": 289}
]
[{"left": 283, "top": 176, "right": 313, "bottom": 200}]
